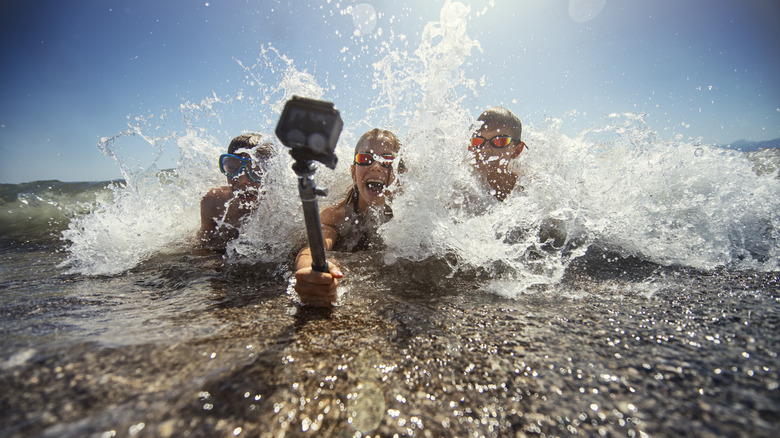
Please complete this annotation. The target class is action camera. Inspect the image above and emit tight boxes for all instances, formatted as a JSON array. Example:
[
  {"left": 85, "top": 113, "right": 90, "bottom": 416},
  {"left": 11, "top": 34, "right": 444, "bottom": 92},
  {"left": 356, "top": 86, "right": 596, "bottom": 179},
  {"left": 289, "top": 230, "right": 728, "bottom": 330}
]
[{"left": 275, "top": 96, "right": 343, "bottom": 169}]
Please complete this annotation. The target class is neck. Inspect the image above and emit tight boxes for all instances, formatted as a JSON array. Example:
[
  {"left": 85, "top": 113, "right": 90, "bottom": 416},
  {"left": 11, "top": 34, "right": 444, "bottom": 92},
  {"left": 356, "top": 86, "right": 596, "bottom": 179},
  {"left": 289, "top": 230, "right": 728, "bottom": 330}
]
[
  {"left": 353, "top": 191, "right": 379, "bottom": 214},
  {"left": 486, "top": 170, "right": 517, "bottom": 202}
]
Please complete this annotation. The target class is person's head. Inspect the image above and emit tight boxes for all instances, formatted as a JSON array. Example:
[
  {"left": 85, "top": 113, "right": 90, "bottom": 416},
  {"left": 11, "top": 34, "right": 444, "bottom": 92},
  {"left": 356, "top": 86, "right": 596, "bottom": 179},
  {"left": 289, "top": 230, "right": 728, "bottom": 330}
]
[
  {"left": 349, "top": 128, "right": 402, "bottom": 211},
  {"left": 469, "top": 107, "right": 526, "bottom": 180},
  {"left": 220, "top": 133, "right": 273, "bottom": 194}
]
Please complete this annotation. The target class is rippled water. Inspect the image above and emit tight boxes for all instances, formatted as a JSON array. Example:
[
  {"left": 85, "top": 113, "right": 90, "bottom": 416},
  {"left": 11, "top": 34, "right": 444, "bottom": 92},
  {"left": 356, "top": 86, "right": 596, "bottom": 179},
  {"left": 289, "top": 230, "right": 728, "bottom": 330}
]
[
  {"left": 1, "top": 244, "right": 777, "bottom": 437},
  {"left": 2, "top": 2, "right": 779, "bottom": 436}
]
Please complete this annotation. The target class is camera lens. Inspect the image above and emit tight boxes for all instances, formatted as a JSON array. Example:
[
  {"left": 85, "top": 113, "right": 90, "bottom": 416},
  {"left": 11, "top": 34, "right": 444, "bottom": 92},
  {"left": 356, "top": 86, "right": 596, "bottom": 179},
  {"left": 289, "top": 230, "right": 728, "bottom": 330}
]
[
  {"left": 308, "top": 133, "right": 327, "bottom": 153},
  {"left": 288, "top": 129, "right": 305, "bottom": 145}
]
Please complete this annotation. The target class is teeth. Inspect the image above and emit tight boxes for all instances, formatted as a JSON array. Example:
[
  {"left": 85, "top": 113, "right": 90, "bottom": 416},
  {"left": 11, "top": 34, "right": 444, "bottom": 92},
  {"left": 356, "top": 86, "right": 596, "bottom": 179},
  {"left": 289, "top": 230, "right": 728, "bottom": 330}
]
[{"left": 366, "top": 180, "right": 385, "bottom": 192}]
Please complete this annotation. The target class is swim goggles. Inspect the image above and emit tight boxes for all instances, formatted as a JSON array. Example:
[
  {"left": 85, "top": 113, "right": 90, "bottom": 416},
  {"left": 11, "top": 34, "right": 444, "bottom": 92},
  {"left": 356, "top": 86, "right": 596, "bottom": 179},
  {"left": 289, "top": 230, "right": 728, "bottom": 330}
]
[
  {"left": 219, "top": 154, "right": 264, "bottom": 182},
  {"left": 354, "top": 152, "right": 396, "bottom": 168},
  {"left": 470, "top": 135, "right": 520, "bottom": 149}
]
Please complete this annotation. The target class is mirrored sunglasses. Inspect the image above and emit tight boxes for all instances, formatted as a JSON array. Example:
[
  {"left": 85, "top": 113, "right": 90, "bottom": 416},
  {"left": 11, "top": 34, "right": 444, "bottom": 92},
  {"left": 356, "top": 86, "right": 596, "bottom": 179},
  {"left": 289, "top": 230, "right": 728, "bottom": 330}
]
[
  {"left": 354, "top": 152, "right": 396, "bottom": 168},
  {"left": 470, "top": 135, "right": 517, "bottom": 149}
]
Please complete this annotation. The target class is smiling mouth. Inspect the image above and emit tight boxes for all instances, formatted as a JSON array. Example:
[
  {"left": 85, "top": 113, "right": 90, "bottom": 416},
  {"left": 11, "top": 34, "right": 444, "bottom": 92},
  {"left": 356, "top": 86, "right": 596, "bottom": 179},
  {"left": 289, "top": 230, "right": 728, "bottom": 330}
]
[{"left": 365, "top": 180, "right": 385, "bottom": 195}]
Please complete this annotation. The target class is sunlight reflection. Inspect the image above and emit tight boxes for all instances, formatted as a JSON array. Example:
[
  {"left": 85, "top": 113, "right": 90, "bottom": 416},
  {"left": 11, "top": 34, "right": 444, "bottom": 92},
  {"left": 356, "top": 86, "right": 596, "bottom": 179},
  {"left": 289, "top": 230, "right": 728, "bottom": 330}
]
[{"left": 568, "top": 0, "right": 606, "bottom": 23}]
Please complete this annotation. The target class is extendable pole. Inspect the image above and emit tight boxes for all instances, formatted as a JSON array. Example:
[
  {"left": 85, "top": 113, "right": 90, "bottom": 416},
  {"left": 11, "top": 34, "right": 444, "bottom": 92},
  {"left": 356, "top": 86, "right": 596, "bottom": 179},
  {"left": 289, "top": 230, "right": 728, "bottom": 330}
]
[{"left": 293, "top": 161, "right": 329, "bottom": 273}]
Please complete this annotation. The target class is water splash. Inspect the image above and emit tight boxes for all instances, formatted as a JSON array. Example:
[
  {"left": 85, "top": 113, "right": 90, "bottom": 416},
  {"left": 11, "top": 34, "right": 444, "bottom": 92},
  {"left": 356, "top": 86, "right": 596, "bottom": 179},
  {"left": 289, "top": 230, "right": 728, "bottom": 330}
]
[
  {"left": 565, "top": 113, "right": 780, "bottom": 271},
  {"left": 374, "top": 1, "right": 586, "bottom": 296},
  {"left": 60, "top": 1, "right": 779, "bottom": 290},
  {"left": 61, "top": 48, "right": 340, "bottom": 276}
]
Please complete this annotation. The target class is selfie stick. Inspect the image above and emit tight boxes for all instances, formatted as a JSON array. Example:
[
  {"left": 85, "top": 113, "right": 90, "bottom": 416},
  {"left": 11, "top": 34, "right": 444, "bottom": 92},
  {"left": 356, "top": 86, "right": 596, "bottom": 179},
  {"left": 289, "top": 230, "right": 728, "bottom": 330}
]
[
  {"left": 275, "top": 96, "right": 342, "bottom": 274},
  {"left": 293, "top": 161, "right": 329, "bottom": 272}
]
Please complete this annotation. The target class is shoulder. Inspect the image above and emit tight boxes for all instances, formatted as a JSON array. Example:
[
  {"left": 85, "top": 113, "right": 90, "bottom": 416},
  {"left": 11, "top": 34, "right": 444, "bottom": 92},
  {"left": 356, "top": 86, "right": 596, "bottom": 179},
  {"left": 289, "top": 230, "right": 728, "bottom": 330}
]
[
  {"left": 202, "top": 186, "right": 232, "bottom": 202},
  {"left": 201, "top": 186, "right": 233, "bottom": 212},
  {"left": 321, "top": 199, "right": 349, "bottom": 224}
]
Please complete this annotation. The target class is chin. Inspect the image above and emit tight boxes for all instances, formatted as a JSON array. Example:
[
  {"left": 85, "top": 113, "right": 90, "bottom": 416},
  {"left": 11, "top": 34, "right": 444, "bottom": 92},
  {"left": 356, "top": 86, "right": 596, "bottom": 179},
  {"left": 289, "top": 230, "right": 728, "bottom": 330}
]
[
  {"left": 366, "top": 196, "right": 385, "bottom": 206},
  {"left": 360, "top": 193, "right": 385, "bottom": 207}
]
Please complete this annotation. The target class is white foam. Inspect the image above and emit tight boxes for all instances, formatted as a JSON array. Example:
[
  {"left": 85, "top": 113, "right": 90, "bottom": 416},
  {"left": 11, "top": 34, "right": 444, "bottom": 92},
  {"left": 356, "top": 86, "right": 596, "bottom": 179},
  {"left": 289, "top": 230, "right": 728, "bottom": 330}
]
[
  {"left": 2, "top": 348, "right": 37, "bottom": 370},
  {"left": 62, "top": 1, "right": 779, "bottom": 293}
]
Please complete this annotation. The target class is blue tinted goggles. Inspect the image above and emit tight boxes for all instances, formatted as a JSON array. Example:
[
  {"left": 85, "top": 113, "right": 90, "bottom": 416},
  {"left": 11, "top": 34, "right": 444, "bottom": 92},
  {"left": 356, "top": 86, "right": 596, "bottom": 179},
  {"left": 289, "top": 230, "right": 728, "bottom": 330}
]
[{"left": 219, "top": 154, "right": 264, "bottom": 182}]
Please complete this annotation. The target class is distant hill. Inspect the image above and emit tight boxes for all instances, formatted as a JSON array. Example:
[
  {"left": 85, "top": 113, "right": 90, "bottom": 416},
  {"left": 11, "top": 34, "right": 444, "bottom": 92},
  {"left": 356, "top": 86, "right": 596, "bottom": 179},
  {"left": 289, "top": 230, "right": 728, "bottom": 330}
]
[{"left": 722, "top": 138, "right": 780, "bottom": 152}]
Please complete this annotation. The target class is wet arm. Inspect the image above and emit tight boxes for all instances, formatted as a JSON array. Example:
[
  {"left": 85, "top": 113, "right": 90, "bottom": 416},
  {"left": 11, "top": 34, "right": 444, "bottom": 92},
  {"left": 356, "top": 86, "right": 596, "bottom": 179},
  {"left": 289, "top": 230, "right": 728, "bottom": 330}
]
[
  {"left": 197, "top": 192, "right": 221, "bottom": 244},
  {"left": 197, "top": 189, "right": 232, "bottom": 249},
  {"left": 293, "top": 206, "right": 344, "bottom": 306},
  {"left": 294, "top": 223, "right": 338, "bottom": 270}
]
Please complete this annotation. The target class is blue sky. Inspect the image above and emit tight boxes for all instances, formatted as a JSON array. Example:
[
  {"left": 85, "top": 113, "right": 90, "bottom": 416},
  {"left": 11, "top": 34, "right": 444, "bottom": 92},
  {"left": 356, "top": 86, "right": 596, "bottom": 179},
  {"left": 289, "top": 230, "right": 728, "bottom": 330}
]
[{"left": 1, "top": 0, "right": 778, "bottom": 183}]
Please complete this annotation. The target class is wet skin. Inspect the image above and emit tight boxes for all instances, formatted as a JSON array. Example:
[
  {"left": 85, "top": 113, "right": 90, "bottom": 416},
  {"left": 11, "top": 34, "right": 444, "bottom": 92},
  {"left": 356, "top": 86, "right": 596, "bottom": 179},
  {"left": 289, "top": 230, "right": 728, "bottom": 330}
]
[
  {"left": 197, "top": 151, "right": 263, "bottom": 249},
  {"left": 469, "top": 123, "right": 525, "bottom": 201},
  {"left": 294, "top": 135, "right": 399, "bottom": 306}
]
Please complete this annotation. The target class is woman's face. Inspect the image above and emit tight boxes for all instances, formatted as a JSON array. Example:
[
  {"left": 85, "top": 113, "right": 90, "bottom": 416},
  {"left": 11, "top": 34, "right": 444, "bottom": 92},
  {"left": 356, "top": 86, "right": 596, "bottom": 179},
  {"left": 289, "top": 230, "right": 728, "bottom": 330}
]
[{"left": 350, "top": 135, "right": 399, "bottom": 211}]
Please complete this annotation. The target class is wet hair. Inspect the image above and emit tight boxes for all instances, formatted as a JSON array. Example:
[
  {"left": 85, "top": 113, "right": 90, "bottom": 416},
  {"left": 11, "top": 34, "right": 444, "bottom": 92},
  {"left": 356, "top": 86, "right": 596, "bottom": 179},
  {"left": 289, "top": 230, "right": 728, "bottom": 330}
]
[
  {"left": 354, "top": 128, "right": 401, "bottom": 154},
  {"left": 346, "top": 128, "right": 402, "bottom": 210},
  {"left": 477, "top": 107, "right": 522, "bottom": 140},
  {"left": 227, "top": 133, "right": 273, "bottom": 160}
]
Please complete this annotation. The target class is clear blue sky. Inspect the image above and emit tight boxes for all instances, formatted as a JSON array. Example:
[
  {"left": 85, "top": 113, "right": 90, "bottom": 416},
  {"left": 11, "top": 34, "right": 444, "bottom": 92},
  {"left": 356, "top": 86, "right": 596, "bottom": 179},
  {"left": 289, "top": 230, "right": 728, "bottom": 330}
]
[{"left": 1, "top": 0, "right": 778, "bottom": 183}]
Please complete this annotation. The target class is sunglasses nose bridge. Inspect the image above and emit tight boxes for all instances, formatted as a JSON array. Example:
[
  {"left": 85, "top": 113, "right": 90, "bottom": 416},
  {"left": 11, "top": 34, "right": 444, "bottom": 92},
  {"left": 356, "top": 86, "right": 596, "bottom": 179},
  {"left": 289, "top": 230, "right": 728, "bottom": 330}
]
[
  {"left": 366, "top": 160, "right": 387, "bottom": 170},
  {"left": 355, "top": 154, "right": 379, "bottom": 165}
]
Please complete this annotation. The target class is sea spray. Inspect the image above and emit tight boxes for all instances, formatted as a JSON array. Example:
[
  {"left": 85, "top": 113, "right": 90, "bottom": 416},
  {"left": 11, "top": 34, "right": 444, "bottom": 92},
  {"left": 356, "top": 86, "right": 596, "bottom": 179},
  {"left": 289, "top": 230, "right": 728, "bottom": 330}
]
[
  {"left": 60, "top": 172, "right": 201, "bottom": 276},
  {"left": 60, "top": 1, "right": 780, "bottom": 287},
  {"left": 371, "top": 1, "right": 584, "bottom": 296},
  {"left": 561, "top": 112, "right": 780, "bottom": 272},
  {"left": 61, "top": 47, "right": 356, "bottom": 275},
  {"left": 376, "top": 1, "right": 483, "bottom": 261},
  {"left": 60, "top": 101, "right": 234, "bottom": 275},
  {"left": 226, "top": 47, "right": 359, "bottom": 267}
]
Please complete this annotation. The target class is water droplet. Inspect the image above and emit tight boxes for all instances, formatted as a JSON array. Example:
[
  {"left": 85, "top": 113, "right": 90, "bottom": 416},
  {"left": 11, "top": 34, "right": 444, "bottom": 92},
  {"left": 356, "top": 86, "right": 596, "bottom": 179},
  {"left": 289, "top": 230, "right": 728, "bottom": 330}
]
[{"left": 352, "top": 3, "right": 377, "bottom": 35}]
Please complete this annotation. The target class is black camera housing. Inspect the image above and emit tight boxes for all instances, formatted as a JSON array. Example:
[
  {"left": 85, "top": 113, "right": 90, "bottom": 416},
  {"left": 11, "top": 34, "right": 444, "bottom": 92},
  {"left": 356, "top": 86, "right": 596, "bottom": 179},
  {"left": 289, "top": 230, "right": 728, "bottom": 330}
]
[{"left": 275, "top": 96, "right": 343, "bottom": 169}]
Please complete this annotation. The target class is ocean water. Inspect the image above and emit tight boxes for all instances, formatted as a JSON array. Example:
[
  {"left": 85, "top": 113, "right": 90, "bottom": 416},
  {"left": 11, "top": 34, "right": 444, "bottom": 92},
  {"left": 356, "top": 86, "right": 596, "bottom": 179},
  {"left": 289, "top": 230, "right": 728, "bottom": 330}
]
[{"left": 2, "top": 2, "right": 780, "bottom": 437}]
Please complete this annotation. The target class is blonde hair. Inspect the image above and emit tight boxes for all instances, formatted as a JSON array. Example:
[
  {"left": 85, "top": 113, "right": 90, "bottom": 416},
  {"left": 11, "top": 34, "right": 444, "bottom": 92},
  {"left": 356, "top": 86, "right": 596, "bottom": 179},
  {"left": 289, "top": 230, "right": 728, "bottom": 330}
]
[{"left": 354, "top": 128, "right": 401, "bottom": 153}]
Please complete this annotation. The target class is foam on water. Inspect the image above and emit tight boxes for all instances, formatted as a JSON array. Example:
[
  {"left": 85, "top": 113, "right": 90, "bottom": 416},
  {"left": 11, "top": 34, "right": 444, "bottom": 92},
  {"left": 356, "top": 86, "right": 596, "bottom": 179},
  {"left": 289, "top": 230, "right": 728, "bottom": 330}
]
[
  {"left": 568, "top": 116, "right": 780, "bottom": 272},
  {"left": 61, "top": 1, "right": 779, "bottom": 294}
]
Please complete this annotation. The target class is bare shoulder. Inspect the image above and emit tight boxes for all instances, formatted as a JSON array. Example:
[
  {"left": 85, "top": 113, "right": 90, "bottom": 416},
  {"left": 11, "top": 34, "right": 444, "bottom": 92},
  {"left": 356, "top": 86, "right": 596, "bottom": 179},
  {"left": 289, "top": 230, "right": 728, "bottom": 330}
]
[
  {"left": 202, "top": 186, "right": 233, "bottom": 205},
  {"left": 318, "top": 199, "right": 349, "bottom": 248},
  {"left": 320, "top": 199, "right": 348, "bottom": 228},
  {"left": 200, "top": 186, "right": 234, "bottom": 219}
]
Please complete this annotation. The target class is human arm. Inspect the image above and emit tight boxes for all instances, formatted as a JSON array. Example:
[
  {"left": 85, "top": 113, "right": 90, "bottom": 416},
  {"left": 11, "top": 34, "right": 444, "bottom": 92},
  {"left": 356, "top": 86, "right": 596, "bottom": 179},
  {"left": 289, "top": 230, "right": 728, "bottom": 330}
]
[
  {"left": 197, "top": 187, "right": 239, "bottom": 250},
  {"left": 197, "top": 189, "right": 227, "bottom": 248},
  {"left": 293, "top": 204, "right": 344, "bottom": 306}
]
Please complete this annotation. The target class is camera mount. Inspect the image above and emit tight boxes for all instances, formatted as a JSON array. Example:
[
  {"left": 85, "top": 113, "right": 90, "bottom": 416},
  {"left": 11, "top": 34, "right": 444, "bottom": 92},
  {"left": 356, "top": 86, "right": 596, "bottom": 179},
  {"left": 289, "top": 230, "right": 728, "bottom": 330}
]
[{"left": 275, "top": 96, "right": 343, "bottom": 273}]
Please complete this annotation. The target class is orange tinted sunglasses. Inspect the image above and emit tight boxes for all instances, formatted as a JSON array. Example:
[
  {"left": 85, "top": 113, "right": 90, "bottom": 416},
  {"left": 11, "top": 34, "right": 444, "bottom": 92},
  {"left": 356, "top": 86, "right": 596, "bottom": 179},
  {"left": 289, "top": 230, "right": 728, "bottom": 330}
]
[
  {"left": 354, "top": 152, "right": 396, "bottom": 168},
  {"left": 470, "top": 135, "right": 516, "bottom": 149}
]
